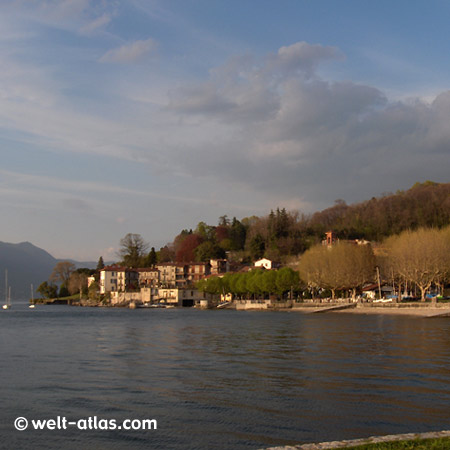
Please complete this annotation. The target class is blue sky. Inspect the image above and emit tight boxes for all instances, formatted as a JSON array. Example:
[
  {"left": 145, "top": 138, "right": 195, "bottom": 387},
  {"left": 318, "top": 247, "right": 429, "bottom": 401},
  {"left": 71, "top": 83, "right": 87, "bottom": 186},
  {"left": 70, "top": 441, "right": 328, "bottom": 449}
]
[{"left": 1, "top": 0, "right": 449, "bottom": 261}]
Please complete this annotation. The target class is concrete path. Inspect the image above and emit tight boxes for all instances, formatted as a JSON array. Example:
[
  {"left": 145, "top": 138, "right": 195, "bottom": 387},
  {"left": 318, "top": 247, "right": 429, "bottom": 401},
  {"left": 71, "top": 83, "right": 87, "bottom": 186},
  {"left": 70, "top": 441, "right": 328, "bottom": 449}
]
[
  {"left": 263, "top": 429, "right": 450, "bottom": 449},
  {"left": 311, "top": 303, "right": 357, "bottom": 313}
]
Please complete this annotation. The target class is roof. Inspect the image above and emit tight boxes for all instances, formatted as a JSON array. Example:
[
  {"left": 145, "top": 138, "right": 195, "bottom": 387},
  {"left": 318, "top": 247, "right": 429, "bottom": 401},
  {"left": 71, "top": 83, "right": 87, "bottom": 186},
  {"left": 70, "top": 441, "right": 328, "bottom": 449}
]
[{"left": 102, "top": 264, "right": 128, "bottom": 271}]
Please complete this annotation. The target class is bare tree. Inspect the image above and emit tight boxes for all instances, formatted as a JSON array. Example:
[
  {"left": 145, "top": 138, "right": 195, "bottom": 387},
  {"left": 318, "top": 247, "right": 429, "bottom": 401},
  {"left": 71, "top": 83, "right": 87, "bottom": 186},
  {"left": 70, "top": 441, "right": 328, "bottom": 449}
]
[
  {"left": 299, "top": 243, "right": 375, "bottom": 299},
  {"left": 386, "top": 227, "right": 450, "bottom": 301},
  {"left": 118, "top": 233, "right": 149, "bottom": 268},
  {"left": 68, "top": 272, "right": 88, "bottom": 295},
  {"left": 50, "top": 261, "right": 76, "bottom": 285}
]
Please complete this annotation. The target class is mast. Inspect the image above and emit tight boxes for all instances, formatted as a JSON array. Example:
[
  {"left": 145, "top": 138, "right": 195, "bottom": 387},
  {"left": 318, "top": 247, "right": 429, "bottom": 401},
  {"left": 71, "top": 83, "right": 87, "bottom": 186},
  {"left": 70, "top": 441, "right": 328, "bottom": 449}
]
[{"left": 5, "top": 269, "right": 7, "bottom": 305}]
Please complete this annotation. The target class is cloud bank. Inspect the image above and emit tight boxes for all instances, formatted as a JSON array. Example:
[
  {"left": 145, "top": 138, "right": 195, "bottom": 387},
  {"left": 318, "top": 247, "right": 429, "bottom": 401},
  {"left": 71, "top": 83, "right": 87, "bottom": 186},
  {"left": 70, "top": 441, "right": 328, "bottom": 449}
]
[{"left": 165, "top": 42, "right": 449, "bottom": 204}]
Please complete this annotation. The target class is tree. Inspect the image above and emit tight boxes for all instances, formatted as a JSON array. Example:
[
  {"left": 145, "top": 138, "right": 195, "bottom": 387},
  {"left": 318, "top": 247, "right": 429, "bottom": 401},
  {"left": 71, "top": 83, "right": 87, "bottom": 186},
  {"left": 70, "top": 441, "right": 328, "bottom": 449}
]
[
  {"left": 261, "top": 270, "right": 277, "bottom": 297},
  {"left": 157, "top": 245, "right": 175, "bottom": 263},
  {"left": 194, "top": 241, "right": 226, "bottom": 262},
  {"left": 59, "top": 284, "right": 70, "bottom": 298},
  {"left": 88, "top": 281, "right": 100, "bottom": 302},
  {"left": 386, "top": 227, "right": 450, "bottom": 301},
  {"left": 145, "top": 247, "right": 158, "bottom": 267},
  {"left": 249, "top": 234, "right": 265, "bottom": 260},
  {"left": 50, "top": 261, "right": 76, "bottom": 285},
  {"left": 218, "top": 215, "right": 230, "bottom": 226},
  {"left": 229, "top": 217, "right": 247, "bottom": 250},
  {"left": 176, "top": 234, "right": 203, "bottom": 262},
  {"left": 37, "top": 281, "right": 58, "bottom": 299},
  {"left": 96, "top": 256, "right": 105, "bottom": 271},
  {"left": 68, "top": 272, "right": 89, "bottom": 295},
  {"left": 118, "top": 233, "right": 149, "bottom": 268},
  {"left": 276, "top": 267, "right": 300, "bottom": 298},
  {"left": 247, "top": 270, "right": 264, "bottom": 298},
  {"left": 195, "top": 222, "right": 215, "bottom": 241},
  {"left": 299, "top": 243, "right": 375, "bottom": 299}
]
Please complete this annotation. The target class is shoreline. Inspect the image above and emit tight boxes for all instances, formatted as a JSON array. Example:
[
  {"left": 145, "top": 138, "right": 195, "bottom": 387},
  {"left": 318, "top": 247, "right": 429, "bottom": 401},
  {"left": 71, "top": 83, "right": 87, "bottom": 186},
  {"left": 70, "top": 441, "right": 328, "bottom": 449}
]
[
  {"left": 264, "top": 429, "right": 450, "bottom": 450},
  {"left": 291, "top": 303, "right": 450, "bottom": 317}
]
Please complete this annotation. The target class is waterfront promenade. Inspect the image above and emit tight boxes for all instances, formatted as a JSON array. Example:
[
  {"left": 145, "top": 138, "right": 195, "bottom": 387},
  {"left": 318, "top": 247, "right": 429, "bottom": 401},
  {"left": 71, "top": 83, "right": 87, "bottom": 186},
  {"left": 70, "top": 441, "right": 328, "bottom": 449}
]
[{"left": 291, "top": 301, "right": 450, "bottom": 317}]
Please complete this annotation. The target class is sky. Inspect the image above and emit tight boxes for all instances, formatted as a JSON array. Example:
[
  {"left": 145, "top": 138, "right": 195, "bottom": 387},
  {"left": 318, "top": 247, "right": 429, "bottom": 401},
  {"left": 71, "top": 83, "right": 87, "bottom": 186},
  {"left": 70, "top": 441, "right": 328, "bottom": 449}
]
[{"left": 1, "top": 0, "right": 449, "bottom": 261}]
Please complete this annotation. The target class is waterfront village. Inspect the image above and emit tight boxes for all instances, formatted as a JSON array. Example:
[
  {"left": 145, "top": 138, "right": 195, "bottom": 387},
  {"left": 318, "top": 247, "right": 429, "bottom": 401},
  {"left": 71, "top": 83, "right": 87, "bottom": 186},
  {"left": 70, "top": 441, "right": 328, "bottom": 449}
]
[
  {"left": 73, "top": 232, "right": 360, "bottom": 309},
  {"left": 39, "top": 228, "right": 450, "bottom": 314}
]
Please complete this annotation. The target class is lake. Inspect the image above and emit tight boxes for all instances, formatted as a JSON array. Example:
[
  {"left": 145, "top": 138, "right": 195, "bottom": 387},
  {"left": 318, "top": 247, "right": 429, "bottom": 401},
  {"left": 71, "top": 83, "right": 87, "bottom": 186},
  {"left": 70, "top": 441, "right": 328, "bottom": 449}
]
[{"left": 0, "top": 303, "right": 449, "bottom": 449}]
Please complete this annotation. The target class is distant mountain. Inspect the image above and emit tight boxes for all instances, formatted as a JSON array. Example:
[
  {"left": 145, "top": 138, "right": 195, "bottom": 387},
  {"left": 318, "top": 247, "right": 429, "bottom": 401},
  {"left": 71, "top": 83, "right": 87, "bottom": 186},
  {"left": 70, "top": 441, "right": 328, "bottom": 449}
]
[
  {"left": 0, "top": 242, "right": 112, "bottom": 301},
  {"left": 0, "top": 241, "right": 57, "bottom": 300},
  {"left": 62, "top": 259, "right": 99, "bottom": 270}
]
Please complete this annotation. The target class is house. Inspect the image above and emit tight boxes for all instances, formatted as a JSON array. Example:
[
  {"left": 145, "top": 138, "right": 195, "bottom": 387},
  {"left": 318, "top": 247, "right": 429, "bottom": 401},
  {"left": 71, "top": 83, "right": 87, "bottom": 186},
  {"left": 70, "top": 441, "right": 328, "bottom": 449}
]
[
  {"left": 254, "top": 258, "right": 275, "bottom": 270},
  {"left": 137, "top": 268, "right": 160, "bottom": 288},
  {"left": 210, "top": 259, "right": 229, "bottom": 275},
  {"left": 156, "top": 263, "right": 188, "bottom": 288},
  {"left": 187, "top": 262, "right": 211, "bottom": 283},
  {"left": 100, "top": 265, "right": 121, "bottom": 294},
  {"left": 362, "top": 283, "right": 394, "bottom": 300},
  {"left": 157, "top": 288, "right": 205, "bottom": 307},
  {"left": 99, "top": 265, "right": 139, "bottom": 294},
  {"left": 87, "top": 276, "right": 96, "bottom": 288}
]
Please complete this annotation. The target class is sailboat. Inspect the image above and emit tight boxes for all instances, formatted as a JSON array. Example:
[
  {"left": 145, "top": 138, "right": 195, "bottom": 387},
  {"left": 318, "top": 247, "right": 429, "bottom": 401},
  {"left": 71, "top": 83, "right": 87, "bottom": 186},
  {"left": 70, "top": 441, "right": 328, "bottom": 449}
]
[
  {"left": 2, "top": 270, "right": 11, "bottom": 310},
  {"left": 29, "top": 284, "right": 35, "bottom": 308}
]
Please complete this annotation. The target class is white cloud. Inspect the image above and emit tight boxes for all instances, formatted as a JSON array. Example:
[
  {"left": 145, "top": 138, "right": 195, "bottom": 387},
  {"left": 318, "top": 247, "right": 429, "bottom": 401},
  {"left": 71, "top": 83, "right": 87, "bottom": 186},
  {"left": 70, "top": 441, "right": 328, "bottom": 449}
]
[
  {"left": 99, "top": 38, "right": 158, "bottom": 63},
  {"left": 80, "top": 12, "right": 113, "bottom": 34},
  {"left": 268, "top": 41, "right": 344, "bottom": 77},
  {"left": 165, "top": 43, "right": 450, "bottom": 205}
]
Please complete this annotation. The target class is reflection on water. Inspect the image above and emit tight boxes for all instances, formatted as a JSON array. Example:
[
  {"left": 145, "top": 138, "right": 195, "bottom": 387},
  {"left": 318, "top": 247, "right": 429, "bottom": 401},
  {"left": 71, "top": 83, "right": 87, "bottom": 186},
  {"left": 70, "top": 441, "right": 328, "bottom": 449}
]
[{"left": 0, "top": 305, "right": 449, "bottom": 449}]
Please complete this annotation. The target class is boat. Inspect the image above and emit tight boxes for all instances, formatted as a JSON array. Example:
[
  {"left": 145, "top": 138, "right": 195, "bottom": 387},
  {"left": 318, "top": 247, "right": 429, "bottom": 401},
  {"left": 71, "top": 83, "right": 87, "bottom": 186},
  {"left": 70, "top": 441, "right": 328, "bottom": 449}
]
[
  {"left": 2, "top": 270, "right": 11, "bottom": 310},
  {"left": 29, "top": 284, "right": 35, "bottom": 308}
]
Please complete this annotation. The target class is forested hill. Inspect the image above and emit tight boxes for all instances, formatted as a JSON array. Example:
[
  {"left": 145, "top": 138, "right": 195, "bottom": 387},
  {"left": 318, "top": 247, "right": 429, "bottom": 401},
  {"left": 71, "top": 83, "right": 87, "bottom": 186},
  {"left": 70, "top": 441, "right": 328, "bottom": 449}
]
[
  {"left": 163, "top": 181, "right": 450, "bottom": 264},
  {"left": 308, "top": 181, "right": 450, "bottom": 241}
]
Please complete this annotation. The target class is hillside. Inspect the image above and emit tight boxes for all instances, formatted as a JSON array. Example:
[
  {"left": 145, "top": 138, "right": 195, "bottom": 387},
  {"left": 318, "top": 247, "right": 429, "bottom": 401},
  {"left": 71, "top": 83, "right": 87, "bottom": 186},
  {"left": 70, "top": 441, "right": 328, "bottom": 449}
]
[
  {"left": 0, "top": 241, "right": 58, "bottom": 300},
  {"left": 308, "top": 181, "right": 450, "bottom": 241},
  {"left": 164, "top": 181, "right": 450, "bottom": 264}
]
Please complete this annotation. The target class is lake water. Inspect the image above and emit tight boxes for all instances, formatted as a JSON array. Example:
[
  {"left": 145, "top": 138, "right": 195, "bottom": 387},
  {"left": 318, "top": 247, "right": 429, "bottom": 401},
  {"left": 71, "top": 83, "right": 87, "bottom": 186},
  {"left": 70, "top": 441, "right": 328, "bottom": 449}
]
[{"left": 0, "top": 303, "right": 449, "bottom": 449}]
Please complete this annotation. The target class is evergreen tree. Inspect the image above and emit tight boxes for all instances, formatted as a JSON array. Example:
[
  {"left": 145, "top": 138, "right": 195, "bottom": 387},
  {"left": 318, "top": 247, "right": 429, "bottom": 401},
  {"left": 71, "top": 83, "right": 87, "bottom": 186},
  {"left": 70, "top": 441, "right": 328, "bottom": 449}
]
[
  {"left": 145, "top": 247, "right": 158, "bottom": 267},
  {"left": 96, "top": 256, "right": 105, "bottom": 271}
]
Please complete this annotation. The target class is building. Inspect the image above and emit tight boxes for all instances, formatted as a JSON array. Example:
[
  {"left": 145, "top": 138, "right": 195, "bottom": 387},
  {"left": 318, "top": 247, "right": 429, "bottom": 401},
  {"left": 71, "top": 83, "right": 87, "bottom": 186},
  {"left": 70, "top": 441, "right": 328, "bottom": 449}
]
[
  {"left": 137, "top": 268, "right": 160, "bottom": 288},
  {"left": 254, "top": 258, "right": 275, "bottom": 270},
  {"left": 99, "top": 265, "right": 139, "bottom": 294},
  {"left": 157, "top": 288, "right": 205, "bottom": 307},
  {"left": 210, "top": 259, "right": 229, "bottom": 275},
  {"left": 87, "top": 276, "right": 96, "bottom": 288},
  {"left": 156, "top": 263, "right": 188, "bottom": 288},
  {"left": 187, "top": 262, "right": 211, "bottom": 283},
  {"left": 322, "top": 231, "right": 370, "bottom": 247},
  {"left": 323, "top": 230, "right": 338, "bottom": 246}
]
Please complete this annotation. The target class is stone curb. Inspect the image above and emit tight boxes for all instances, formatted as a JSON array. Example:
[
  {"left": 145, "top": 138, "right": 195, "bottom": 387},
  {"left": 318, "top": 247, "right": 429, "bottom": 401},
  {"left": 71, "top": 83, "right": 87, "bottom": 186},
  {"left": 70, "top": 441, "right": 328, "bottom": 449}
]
[{"left": 263, "top": 430, "right": 450, "bottom": 449}]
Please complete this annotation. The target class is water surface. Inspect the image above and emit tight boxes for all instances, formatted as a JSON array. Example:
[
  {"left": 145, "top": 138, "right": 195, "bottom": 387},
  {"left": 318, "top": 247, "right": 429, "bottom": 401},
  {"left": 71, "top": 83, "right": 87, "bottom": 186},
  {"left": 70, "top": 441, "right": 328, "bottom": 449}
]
[{"left": 0, "top": 304, "right": 449, "bottom": 449}]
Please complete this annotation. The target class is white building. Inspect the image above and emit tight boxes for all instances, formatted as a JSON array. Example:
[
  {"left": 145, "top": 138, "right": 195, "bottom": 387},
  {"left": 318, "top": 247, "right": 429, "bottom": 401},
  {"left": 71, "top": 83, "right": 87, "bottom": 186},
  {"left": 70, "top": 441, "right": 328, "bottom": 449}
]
[
  {"left": 254, "top": 258, "right": 274, "bottom": 270},
  {"left": 99, "top": 265, "right": 139, "bottom": 294},
  {"left": 157, "top": 288, "right": 204, "bottom": 307}
]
